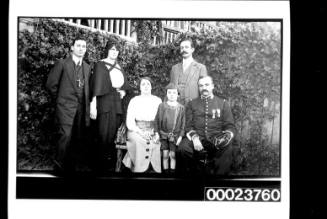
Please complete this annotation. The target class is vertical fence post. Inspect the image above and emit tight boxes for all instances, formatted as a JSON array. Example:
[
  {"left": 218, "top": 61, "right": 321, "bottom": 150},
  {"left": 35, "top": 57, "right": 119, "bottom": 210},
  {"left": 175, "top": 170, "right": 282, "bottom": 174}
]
[
  {"left": 126, "top": 20, "right": 131, "bottom": 37},
  {"left": 153, "top": 36, "right": 157, "bottom": 45},
  {"left": 121, "top": 20, "right": 126, "bottom": 36},
  {"left": 239, "top": 100, "right": 244, "bottom": 148},
  {"left": 89, "top": 19, "right": 95, "bottom": 28},
  {"left": 130, "top": 22, "right": 137, "bottom": 42},
  {"left": 109, "top": 20, "right": 114, "bottom": 33},
  {"left": 115, "top": 20, "right": 120, "bottom": 35},
  {"left": 96, "top": 19, "right": 102, "bottom": 30},
  {"left": 104, "top": 19, "right": 109, "bottom": 32},
  {"left": 270, "top": 101, "right": 276, "bottom": 146}
]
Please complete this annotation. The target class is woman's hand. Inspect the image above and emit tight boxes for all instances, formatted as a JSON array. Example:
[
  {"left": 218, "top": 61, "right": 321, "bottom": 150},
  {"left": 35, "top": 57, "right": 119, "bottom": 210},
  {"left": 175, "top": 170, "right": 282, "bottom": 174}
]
[
  {"left": 117, "top": 89, "right": 126, "bottom": 99},
  {"left": 152, "top": 132, "right": 160, "bottom": 144},
  {"left": 90, "top": 98, "right": 97, "bottom": 120},
  {"left": 143, "top": 131, "right": 152, "bottom": 141},
  {"left": 136, "top": 130, "right": 151, "bottom": 141}
]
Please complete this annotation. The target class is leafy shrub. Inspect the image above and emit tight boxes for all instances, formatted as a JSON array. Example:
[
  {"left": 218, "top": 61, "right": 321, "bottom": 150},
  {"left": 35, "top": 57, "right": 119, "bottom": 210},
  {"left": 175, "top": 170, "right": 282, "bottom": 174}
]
[{"left": 18, "top": 19, "right": 281, "bottom": 175}]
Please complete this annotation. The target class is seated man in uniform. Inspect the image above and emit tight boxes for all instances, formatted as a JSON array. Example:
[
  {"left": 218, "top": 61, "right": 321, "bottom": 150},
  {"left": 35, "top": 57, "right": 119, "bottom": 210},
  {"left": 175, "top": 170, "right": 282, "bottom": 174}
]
[{"left": 177, "top": 76, "right": 236, "bottom": 175}]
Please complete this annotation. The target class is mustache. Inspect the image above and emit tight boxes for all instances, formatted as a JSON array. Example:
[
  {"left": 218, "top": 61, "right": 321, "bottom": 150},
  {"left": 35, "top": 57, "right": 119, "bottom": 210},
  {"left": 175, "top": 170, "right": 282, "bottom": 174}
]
[
  {"left": 201, "top": 89, "right": 208, "bottom": 93},
  {"left": 181, "top": 51, "right": 187, "bottom": 55}
]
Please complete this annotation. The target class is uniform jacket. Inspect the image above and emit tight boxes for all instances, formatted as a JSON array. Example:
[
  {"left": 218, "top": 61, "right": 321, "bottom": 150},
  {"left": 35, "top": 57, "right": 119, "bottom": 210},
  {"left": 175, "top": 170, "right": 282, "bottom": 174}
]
[
  {"left": 185, "top": 95, "right": 236, "bottom": 144},
  {"left": 170, "top": 60, "right": 207, "bottom": 104},
  {"left": 46, "top": 56, "right": 91, "bottom": 126}
]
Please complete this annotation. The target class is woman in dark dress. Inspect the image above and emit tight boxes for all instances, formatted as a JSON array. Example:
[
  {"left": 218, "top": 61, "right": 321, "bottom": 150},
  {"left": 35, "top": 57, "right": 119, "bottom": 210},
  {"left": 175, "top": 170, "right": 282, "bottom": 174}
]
[{"left": 90, "top": 40, "right": 131, "bottom": 172}]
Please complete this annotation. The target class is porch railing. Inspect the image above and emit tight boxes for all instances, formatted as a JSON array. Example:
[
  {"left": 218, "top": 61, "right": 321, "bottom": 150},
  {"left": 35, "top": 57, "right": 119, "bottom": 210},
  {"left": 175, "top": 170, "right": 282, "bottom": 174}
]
[
  {"left": 20, "top": 18, "right": 218, "bottom": 45},
  {"left": 56, "top": 19, "right": 218, "bottom": 45},
  {"left": 54, "top": 18, "right": 137, "bottom": 43}
]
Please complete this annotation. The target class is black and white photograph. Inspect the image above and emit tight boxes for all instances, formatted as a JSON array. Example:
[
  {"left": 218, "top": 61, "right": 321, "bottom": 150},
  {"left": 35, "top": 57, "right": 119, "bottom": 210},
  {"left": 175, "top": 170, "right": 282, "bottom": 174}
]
[{"left": 8, "top": 1, "right": 290, "bottom": 219}]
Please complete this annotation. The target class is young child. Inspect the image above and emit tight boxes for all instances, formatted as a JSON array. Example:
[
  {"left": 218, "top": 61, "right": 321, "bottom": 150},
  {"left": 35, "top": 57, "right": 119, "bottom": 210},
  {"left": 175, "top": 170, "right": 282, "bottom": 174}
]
[{"left": 154, "top": 83, "right": 185, "bottom": 174}]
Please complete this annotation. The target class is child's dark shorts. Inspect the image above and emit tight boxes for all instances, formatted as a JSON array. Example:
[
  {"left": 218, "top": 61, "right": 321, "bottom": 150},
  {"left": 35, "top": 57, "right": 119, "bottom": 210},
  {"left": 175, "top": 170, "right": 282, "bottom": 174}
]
[{"left": 160, "top": 139, "right": 177, "bottom": 152}]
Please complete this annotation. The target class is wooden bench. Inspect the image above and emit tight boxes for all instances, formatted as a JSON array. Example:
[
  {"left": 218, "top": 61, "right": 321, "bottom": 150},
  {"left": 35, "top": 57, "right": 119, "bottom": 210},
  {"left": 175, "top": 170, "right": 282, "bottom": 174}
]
[{"left": 115, "top": 144, "right": 127, "bottom": 172}]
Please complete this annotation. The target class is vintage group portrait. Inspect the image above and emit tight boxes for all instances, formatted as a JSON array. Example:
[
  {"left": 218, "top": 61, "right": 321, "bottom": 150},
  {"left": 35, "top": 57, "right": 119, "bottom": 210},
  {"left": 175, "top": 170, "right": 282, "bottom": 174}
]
[
  {"left": 9, "top": 1, "right": 290, "bottom": 219},
  {"left": 17, "top": 17, "right": 282, "bottom": 178}
]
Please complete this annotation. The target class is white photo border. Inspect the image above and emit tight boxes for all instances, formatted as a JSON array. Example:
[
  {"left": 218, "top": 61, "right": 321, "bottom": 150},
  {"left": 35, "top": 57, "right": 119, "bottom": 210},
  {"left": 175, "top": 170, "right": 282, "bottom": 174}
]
[{"left": 9, "top": 0, "right": 290, "bottom": 219}]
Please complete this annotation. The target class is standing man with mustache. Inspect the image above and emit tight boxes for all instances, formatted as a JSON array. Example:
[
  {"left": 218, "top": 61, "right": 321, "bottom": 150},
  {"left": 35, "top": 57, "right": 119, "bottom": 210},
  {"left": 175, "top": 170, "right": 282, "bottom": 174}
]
[
  {"left": 170, "top": 37, "right": 207, "bottom": 105},
  {"left": 176, "top": 76, "right": 236, "bottom": 175}
]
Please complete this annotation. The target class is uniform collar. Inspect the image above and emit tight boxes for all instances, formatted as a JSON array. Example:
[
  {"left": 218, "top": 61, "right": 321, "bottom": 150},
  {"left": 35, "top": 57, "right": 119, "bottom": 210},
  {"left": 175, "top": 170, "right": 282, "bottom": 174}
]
[{"left": 201, "top": 94, "right": 214, "bottom": 100}]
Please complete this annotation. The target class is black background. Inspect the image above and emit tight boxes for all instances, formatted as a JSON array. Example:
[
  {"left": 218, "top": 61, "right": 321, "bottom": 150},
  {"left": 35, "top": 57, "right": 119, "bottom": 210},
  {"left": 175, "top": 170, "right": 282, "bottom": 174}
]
[
  {"left": 2, "top": 1, "right": 9, "bottom": 219},
  {"left": 290, "top": 1, "right": 325, "bottom": 218}
]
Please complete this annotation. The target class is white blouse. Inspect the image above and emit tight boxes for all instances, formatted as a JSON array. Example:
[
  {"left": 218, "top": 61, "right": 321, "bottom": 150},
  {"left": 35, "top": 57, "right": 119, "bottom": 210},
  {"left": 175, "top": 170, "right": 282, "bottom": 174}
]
[
  {"left": 109, "top": 67, "right": 124, "bottom": 89},
  {"left": 126, "top": 95, "right": 162, "bottom": 132}
]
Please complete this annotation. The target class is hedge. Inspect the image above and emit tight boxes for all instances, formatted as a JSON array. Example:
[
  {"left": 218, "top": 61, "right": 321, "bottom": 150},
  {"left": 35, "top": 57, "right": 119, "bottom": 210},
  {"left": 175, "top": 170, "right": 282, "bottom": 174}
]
[{"left": 18, "top": 18, "right": 281, "bottom": 175}]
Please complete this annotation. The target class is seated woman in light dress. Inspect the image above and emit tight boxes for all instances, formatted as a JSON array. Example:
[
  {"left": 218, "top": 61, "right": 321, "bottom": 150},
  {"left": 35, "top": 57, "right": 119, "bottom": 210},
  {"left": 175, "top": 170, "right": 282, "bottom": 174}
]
[{"left": 122, "top": 77, "right": 162, "bottom": 173}]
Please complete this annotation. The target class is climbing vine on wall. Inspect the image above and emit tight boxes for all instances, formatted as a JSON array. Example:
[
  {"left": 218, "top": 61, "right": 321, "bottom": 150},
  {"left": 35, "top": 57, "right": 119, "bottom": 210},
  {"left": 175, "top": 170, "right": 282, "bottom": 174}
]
[{"left": 18, "top": 18, "right": 281, "bottom": 175}]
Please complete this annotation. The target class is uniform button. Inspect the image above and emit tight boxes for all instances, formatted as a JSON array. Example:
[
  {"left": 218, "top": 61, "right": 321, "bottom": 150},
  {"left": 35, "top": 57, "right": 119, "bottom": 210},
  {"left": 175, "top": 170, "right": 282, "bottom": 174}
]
[
  {"left": 146, "top": 148, "right": 149, "bottom": 152},
  {"left": 145, "top": 156, "right": 149, "bottom": 159}
]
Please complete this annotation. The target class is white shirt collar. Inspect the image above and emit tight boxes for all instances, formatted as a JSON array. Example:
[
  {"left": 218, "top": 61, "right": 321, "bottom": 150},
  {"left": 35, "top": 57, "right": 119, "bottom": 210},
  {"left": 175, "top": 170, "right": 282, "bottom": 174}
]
[
  {"left": 182, "top": 57, "right": 194, "bottom": 70},
  {"left": 71, "top": 54, "right": 83, "bottom": 66}
]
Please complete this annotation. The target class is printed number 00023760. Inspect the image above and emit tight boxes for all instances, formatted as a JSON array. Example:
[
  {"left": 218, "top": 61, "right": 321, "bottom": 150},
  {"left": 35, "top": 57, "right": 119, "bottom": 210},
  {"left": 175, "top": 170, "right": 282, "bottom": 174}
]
[{"left": 204, "top": 187, "right": 281, "bottom": 202}]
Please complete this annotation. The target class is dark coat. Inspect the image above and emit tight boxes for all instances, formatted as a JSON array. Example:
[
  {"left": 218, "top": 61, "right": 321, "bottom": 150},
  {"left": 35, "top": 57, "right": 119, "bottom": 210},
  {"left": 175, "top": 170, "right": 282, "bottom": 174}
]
[
  {"left": 90, "top": 61, "right": 131, "bottom": 116},
  {"left": 46, "top": 56, "right": 91, "bottom": 126}
]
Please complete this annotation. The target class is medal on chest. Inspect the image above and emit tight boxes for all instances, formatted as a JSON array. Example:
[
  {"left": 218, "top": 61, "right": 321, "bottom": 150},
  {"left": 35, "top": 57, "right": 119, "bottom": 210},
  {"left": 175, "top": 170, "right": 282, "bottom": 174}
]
[{"left": 212, "top": 108, "right": 220, "bottom": 119}]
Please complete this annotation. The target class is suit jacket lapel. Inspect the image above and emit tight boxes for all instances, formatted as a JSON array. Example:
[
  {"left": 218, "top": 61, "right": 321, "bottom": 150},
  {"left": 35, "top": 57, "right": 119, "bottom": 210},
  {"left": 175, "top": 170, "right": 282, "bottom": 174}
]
[
  {"left": 82, "top": 61, "right": 89, "bottom": 94},
  {"left": 177, "top": 62, "right": 183, "bottom": 75},
  {"left": 66, "top": 56, "right": 78, "bottom": 91},
  {"left": 174, "top": 63, "right": 183, "bottom": 83},
  {"left": 185, "top": 61, "right": 197, "bottom": 85}
]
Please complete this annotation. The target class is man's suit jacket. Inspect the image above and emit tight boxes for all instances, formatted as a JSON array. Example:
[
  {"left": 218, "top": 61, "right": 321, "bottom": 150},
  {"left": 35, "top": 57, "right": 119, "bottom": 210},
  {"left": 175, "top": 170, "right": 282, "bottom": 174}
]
[
  {"left": 170, "top": 60, "right": 207, "bottom": 104},
  {"left": 46, "top": 56, "right": 91, "bottom": 127}
]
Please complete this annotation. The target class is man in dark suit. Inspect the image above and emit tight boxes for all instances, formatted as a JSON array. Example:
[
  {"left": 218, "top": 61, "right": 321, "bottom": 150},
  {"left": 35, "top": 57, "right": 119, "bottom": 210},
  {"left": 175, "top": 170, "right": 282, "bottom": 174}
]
[
  {"left": 177, "top": 76, "right": 236, "bottom": 175},
  {"left": 46, "top": 37, "right": 91, "bottom": 174},
  {"left": 170, "top": 37, "right": 208, "bottom": 105}
]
